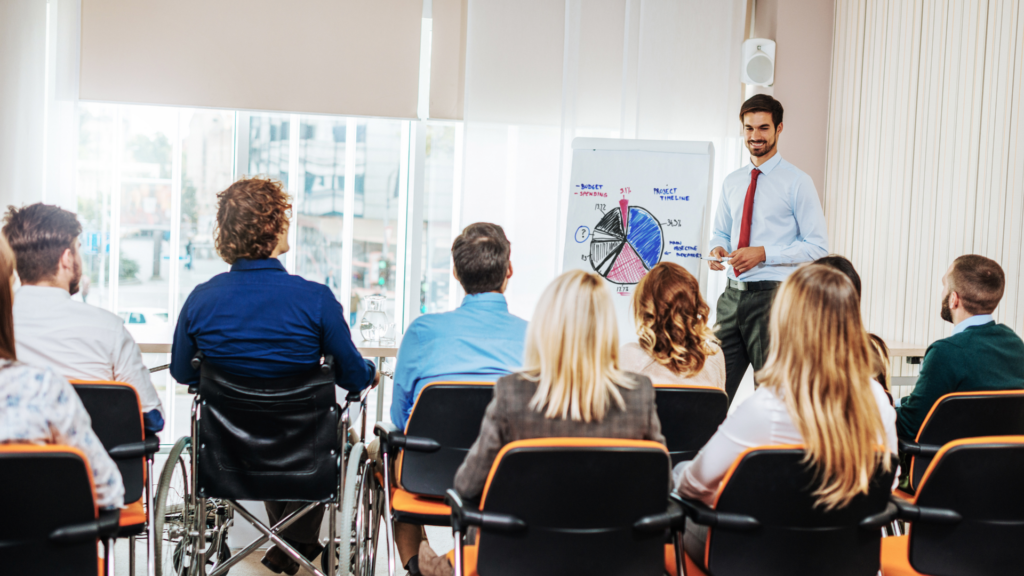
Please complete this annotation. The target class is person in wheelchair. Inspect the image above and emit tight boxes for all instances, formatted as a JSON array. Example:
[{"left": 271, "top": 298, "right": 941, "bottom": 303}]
[
  {"left": 0, "top": 234, "right": 124, "bottom": 510},
  {"left": 170, "top": 177, "right": 378, "bottom": 575},
  {"left": 376, "top": 222, "right": 528, "bottom": 576},
  {"left": 416, "top": 269, "right": 666, "bottom": 576},
  {"left": 673, "top": 264, "right": 898, "bottom": 570}
]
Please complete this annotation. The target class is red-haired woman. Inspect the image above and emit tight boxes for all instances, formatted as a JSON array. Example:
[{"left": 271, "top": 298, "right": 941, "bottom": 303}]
[
  {"left": 170, "top": 177, "right": 377, "bottom": 574},
  {"left": 621, "top": 262, "right": 726, "bottom": 389}
]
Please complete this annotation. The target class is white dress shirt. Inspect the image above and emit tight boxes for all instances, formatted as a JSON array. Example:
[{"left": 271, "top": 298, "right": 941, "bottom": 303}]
[
  {"left": 710, "top": 153, "right": 829, "bottom": 282},
  {"left": 674, "top": 381, "right": 898, "bottom": 506},
  {"left": 0, "top": 360, "right": 125, "bottom": 508},
  {"left": 13, "top": 286, "right": 163, "bottom": 418}
]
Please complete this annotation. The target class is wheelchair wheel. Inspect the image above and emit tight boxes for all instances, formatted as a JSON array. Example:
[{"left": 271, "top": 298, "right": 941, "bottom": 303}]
[
  {"left": 353, "top": 453, "right": 381, "bottom": 576},
  {"left": 155, "top": 436, "right": 192, "bottom": 576},
  {"left": 323, "top": 442, "right": 380, "bottom": 576}
]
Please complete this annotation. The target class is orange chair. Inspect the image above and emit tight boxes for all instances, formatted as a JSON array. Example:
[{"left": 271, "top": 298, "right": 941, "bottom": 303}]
[
  {"left": 898, "top": 390, "right": 1024, "bottom": 496},
  {"left": 0, "top": 444, "right": 120, "bottom": 575},
  {"left": 653, "top": 384, "right": 729, "bottom": 465},
  {"left": 882, "top": 436, "right": 1024, "bottom": 576},
  {"left": 670, "top": 445, "right": 897, "bottom": 576},
  {"left": 71, "top": 381, "right": 159, "bottom": 576},
  {"left": 374, "top": 382, "right": 495, "bottom": 576},
  {"left": 445, "top": 438, "right": 675, "bottom": 576}
]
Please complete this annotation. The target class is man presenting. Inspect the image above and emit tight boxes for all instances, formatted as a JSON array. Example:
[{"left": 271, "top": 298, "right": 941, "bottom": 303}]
[{"left": 708, "top": 95, "right": 829, "bottom": 402}]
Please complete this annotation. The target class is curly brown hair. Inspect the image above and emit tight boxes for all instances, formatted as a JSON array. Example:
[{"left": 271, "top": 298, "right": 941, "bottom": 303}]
[
  {"left": 632, "top": 262, "right": 718, "bottom": 377},
  {"left": 215, "top": 177, "right": 292, "bottom": 264}
]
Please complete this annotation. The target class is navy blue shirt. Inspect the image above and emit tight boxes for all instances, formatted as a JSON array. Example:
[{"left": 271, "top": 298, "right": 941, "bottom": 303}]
[{"left": 170, "top": 258, "right": 375, "bottom": 391}]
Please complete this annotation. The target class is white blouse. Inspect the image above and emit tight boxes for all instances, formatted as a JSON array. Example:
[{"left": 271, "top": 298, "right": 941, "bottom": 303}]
[
  {"left": 673, "top": 381, "right": 899, "bottom": 506},
  {"left": 619, "top": 342, "right": 727, "bottom": 389}
]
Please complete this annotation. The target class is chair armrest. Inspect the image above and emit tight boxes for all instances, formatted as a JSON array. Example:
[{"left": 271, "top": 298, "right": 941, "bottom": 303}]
[
  {"left": 633, "top": 500, "right": 685, "bottom": 532},
  {"left": 890, "top": 494, "right": 961, "bottom": 524},
  {"left": 373, "top": 421, "right": 441, "bottom": 454},
  {"left": 445, "top": 489, "right": 526, "bottom": 534},
  {"left": 345, "top": 390, "right": 362, "bottom": 403},
  {"left": 898, "top": 437, "right": 941, "bottom": 457},
  {"left": 859, "top": 501, "right": 899, "bottom": 529},
  {"left": 108, "top": 434, "right": 161, "bottom": 459},
  {"left": 670, "top": 493, "right": 760, "bottom": 531},
  {"left": 49, "top": 509, "right": 121, "bottom": 544}
]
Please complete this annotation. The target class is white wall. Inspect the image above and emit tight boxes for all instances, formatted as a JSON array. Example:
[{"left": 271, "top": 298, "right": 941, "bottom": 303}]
[{"left": 0, "top": 0, "right": 47, "bottom": 210}]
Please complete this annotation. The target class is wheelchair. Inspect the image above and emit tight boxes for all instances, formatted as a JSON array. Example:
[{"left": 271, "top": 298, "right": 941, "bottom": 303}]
[{"left": 153, "top": 353, "right": 375, "bottom": 576}]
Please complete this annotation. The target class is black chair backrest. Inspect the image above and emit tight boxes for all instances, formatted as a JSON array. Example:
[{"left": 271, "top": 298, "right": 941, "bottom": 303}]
[
  {"left": 911, "top": 390, "right": 1024, "bottom": 490},
  {"left": 909, "top": 436, "right": 1024, "bottom": 576},
  {"left": 197, "top": 360, "right": 340, "bottom": 502},
  {"left": 707, "top": 446, "right": 896, "bottom": 576},
  {"left": 400, "top": 382, "right": 494, "bottom": 498},
  {"left": 71, "top": 381, "right": 146, "bottom": 503},
  {"left": 653, "top": 384, "right": 729, "bottom": 465},
  {"left": 0, "top": 445, "right": 98, "bottom": 575},
  {"left": 475, "top": 438, "right": 670, "bottom": 576}
]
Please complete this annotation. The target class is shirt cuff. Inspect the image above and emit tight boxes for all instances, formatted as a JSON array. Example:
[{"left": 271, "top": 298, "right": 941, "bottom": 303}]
[
  {"left": 763, "top": 245, "right": 783, "bottom": 265},
  {"left": 143, "top": 409, "right": 165, "bottom": 432}
]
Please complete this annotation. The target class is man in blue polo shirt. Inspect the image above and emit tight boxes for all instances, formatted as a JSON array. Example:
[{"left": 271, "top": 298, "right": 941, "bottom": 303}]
[{"left": 385, "top": 222, "right": 527, "bottom": 575}]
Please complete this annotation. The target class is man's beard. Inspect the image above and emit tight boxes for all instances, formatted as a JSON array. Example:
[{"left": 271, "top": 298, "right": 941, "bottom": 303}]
[
  {"left": 746, "top": 136, "right": 777, "bottom": 158},
  {"left": 69, "top": 258, "right": 82, "bottom": 296},
  {"left": 940, "top": 292, "right": 953, "bottom": 323}
]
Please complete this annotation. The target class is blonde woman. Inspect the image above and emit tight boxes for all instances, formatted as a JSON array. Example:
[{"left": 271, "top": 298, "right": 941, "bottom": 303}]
[
  {"left": 621, "top": 262, "right": 726, "bottom": 388},
  {"left": 674, "top": 265, "right": 897, "bottom": 567}
]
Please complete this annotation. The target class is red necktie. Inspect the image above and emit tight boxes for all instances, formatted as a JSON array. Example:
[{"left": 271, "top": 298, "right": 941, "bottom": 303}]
[{"left": 737, "top": 168, "right": 761, "bottom": 249}]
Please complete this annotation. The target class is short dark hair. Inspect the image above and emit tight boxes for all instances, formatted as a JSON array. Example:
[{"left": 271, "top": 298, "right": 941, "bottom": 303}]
[
  {"left": 740, "top": 94, "right": 784, "bottom": 128},
  {"left": 948, "top": 255, "right": 1004, "bottom": 314},
  {"left": 215, "top": 177, "right": 292, "bottom": 264},
  {"left": 2, "top": 203, "right": 82, "bottom": 284},
  {"left": 451, "top": 223, "right": 511, "bottom": 294},
  {"left": 814, "top": 255, "right": 862, "bottom": 300}
]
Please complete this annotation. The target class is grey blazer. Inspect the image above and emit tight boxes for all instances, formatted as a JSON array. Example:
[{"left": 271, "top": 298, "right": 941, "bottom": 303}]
[{"left": 453, "top": 371, "right": 666, "bottom": 499}]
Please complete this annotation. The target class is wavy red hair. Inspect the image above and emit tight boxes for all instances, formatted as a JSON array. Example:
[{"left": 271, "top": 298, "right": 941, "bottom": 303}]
[
  {"left": 215, "top": 177, "right": 292, "bottom": 264},
  {"left": 632, "top": 262, "right": 718, "bottom": 377}
]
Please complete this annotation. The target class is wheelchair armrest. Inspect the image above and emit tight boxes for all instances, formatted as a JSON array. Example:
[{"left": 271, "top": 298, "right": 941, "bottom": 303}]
[
  {"left": 108, "top": 434, "right": 161, "bottom": 459},
  {"left": 633, "top": 499, "right": 685, "bottom": 532},
  {"left": 445, "top": 489, "right": 526, "bottom": 534},
  {"left": 345, "top": 389, "right": 362, "bottom": 403},
  {"left": 890, "top": 494, "right": 961, "bottom": 524},
  {"left": 187, "top": 384, "right": 200, "bottom": 395},
  {"left": 49, "top": 509, "right": 121, "bottom": 544},
  {"left": 898, "top": 437, "right": 940, "bottom": 457},
  {"left": 373, "top": 422, "right": 442, "bottom": 454},
  {"left": 670, "top": 493, "right": 760, "bottom": 531},
  {"left": 859, "top": 501, "right": 900, "bottom": 529}
]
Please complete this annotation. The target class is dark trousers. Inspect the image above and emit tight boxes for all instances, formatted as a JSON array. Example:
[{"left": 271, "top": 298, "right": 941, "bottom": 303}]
[{"left": 714, "top": 284, "right": 778, "bottom": 404}]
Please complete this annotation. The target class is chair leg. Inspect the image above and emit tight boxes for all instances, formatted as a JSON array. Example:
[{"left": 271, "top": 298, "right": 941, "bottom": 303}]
[
  {"left": 129, "top": 534, "right": 136, "bottom": 576},
  {"left": 146, "top": 456, "right": 156, "bottom": 576},
  {"left": 382, "top": 452, "right": 396, "bottom": 576},
  {"left": 104, "top": 538, "right": 115, "bottom": 576},
  {"left": 675, "top": 532, "right": 686, "bottom": 576},
  {"left": 327, "top": 502, "right": 337, "bottom": 576},
  {"left": 451, "top": 528, "right": 463, "bottom": 576}
]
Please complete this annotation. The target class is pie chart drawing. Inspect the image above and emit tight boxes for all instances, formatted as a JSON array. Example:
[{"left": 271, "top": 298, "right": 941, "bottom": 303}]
[{"left": 590, "top": 199, "right": 664, "bottom": 285}]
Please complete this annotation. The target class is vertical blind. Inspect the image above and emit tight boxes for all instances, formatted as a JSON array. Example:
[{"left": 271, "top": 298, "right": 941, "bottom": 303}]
[{"left": 825, "top": 0, "right": 1024, "bottom": 374}]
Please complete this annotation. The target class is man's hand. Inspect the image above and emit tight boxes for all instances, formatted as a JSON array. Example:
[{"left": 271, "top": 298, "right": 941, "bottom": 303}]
[
  {"left": 729, "top": 247, "right": 766, "bottom": 275},
  {"left": 708, "top": 246, "right": 729, "bottom": 271}
]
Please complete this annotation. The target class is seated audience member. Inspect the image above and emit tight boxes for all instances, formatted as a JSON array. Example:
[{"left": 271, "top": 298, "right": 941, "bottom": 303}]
[
  {"left": 895, "top": 255, "right": 1024, "bottom": 440},
  {"left": 620, "top": 262, "right": 725, "bottom": 388},
  {"left": 814, "top": 255, "right": 894, "bottom": 404},
  {"left": 0, "top": 235, "right": 124, "bottom": 509},
  {"left": 381, "top": 222, "right": 528, "bottom": 576},
  {"left": 3, "top": 204, "right": 164, "bottom": 432},
  {"left": 170, "top": 177, "right": 377, "bottom": 575},
  {"left": 674, "top": 265, "right": 896, "bottom": 568},
  {"left": 416, "top": 270, "right": 666, "bottom": 576}
]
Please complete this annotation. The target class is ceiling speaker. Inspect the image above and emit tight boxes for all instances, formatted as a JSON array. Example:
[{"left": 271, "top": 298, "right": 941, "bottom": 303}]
[{"left": 741, "top": 38, "right": 776, "bottom": 86}]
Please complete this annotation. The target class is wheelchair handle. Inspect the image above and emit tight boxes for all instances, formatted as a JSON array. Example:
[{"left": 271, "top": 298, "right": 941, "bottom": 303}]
[
  {"left": 190, "top": 351, "right": 205, "bottom": 370},
  {"left": 321, "top": 355, "right": 335, "bottom": 375}
]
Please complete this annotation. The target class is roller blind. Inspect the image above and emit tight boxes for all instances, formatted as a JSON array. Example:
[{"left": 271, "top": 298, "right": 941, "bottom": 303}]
[{"left": 80, "top": 0, "right": 423, "bottom": 118}]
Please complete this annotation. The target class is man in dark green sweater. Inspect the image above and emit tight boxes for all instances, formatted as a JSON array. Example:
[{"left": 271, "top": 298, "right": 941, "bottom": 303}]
[{"left": 896, "top": 254, "right": 1024, "bottom": 439}]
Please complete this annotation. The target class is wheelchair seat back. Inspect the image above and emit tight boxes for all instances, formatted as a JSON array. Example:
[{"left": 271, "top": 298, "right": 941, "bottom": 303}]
[
  {"left": 0, "top": 445, "right": 100, "bottom": 575},
  {"left": 907, "top": 436, "right": 1024, "bottom": 576},
  {"left": 475, "top": 438, "right": 670, "bottom": 576},
  {"left": 70, "top": 382, "right": 146, "bottom": 503},
  {"left": 705, "top": 446, "right": 896, "bottom": 576},
  {"left": 910, "top": 390, "right": 1024, "bottom": 491},
  {"left": 400, "top": 382, "right": 494, "bottom": 498},
  {"left": 653, "top": 384, "right": 729, "bottom": 465},
  {"left": 196, "top": 360, "right": 341, "bottom": 502}
]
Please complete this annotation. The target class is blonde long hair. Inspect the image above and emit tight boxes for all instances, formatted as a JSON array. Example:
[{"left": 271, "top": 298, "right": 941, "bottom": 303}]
[
  {"left": 523, "top": 270, "right": 634, "bottom": 422},
  {"left": 757, "top": 264, "right": 890, "bottom": 510},
  {"left": 633, "top": 262, "right": 719, "bottom": 376}
]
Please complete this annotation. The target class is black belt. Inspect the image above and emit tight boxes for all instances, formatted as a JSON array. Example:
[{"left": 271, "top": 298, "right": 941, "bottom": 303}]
[{"left": 727, "top": 278, "right": 780, "bottom": 292}]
